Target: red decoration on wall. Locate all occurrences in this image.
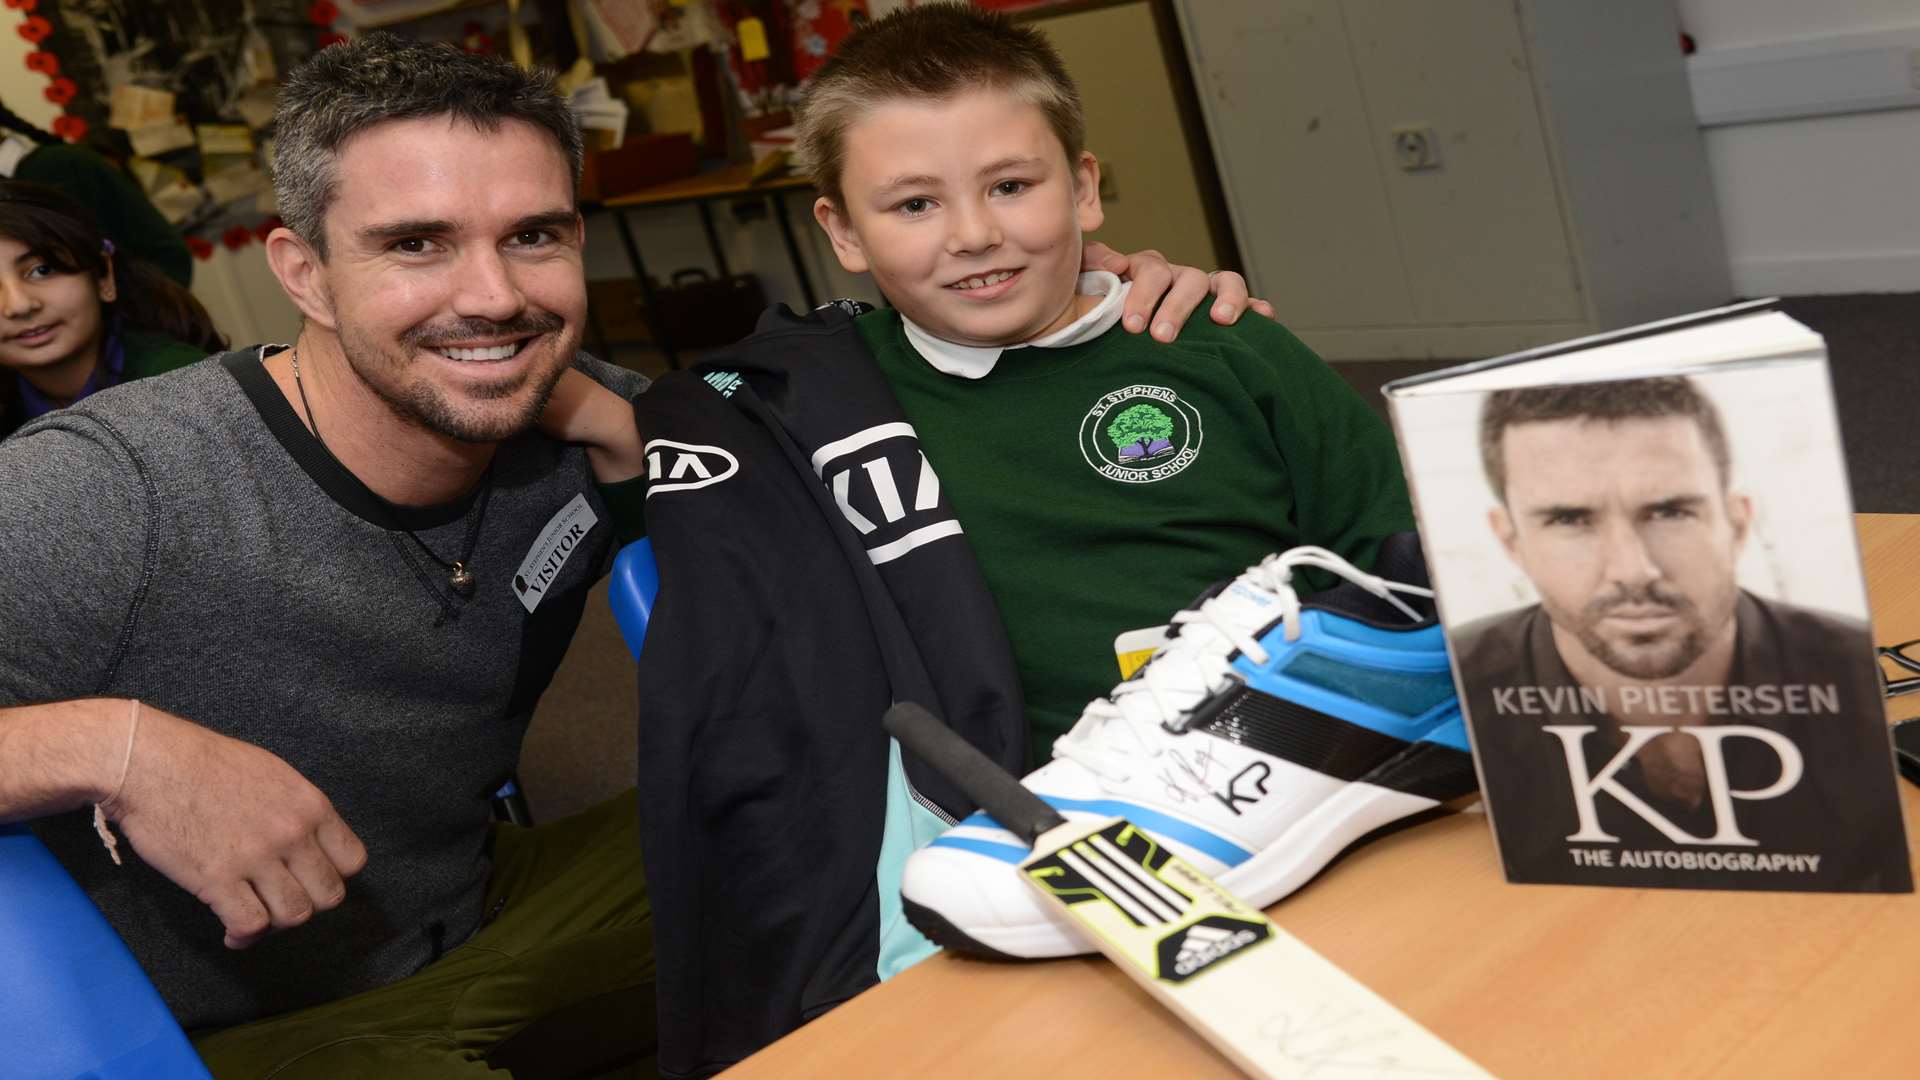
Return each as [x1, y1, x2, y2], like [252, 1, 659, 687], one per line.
[42, 76, 74, 106]
[460, 21, 493, 54]
[787, 0, 865, 85]
[221, 225, 252, 251]
[306, 0, 338, 24]
[318, 31, 347, 48]
[17, 14, 50, 43]
[50, 114, 85, 142]
[3, 0, 39, 11]
[187, 236, 216, 261]
[24, 50, 57, 76]
[254, 216, 283, 243]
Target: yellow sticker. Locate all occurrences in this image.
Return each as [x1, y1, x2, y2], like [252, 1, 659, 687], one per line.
[737, 17, 771, 62]
[1114, 624, 1169, 679]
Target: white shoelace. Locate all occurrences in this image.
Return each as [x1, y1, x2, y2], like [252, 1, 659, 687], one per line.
[1052, 547, 1435, 784]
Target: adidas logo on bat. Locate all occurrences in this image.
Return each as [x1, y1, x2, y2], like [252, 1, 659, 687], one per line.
[1159, 916, 1269, 982]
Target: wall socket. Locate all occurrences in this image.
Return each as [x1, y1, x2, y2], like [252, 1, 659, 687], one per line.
[1391, 126, 1440, 171]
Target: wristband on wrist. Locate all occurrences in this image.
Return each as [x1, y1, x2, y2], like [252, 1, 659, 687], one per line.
[91, 699, 141, 866]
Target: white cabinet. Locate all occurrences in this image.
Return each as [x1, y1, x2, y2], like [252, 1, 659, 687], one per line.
[1173, 0, 1730, 360]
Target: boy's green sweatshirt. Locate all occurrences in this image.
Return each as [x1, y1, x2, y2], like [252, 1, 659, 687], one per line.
[859, 306, 1415, 766]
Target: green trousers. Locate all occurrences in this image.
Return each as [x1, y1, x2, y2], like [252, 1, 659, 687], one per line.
[192, 789, 655, 1079]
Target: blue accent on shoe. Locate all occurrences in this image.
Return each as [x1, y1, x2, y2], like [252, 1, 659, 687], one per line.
[1233, 608, 1466, 752]
[1281, 652, 1454, 718]
[927, 834, 1029, 864]
[1421, 705, 1470, 753]
[1037, 797, 1253, 867]
[1312, 616, 1448, 651]
[935, 796, 1255, 868]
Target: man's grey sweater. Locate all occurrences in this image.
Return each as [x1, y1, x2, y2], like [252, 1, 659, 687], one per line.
[0, 347, 644, 1030]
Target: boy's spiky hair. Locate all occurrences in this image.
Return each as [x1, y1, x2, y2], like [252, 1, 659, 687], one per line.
[794, 2, 1085, 208]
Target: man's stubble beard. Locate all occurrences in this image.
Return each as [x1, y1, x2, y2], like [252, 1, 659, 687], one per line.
[338, 316, 578, 445]
[1550, 581, 1725, 681]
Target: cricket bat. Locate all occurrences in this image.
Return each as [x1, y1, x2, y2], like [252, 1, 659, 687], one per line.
[884, 702, 1488, 1079]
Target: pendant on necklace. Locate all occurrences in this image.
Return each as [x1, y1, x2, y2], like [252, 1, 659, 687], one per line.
[449, 562, 476, 594]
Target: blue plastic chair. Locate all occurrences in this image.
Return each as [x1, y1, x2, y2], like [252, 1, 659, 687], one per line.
[0, 823, 213, 1078]
[608, 538, 660, 660]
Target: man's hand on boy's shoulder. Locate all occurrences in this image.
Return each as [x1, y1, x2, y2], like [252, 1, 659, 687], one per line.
[1082, 241, 1278, 343]
[539, 368, 646, 484]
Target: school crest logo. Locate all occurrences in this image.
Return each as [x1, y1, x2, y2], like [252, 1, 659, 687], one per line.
[1079, 384, 1202, 483]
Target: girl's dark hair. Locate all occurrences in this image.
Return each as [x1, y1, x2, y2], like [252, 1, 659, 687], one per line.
[0, 180, 226, 352]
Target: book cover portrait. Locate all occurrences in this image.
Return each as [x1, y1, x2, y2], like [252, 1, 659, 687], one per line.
[1391, 330, 1910, 893]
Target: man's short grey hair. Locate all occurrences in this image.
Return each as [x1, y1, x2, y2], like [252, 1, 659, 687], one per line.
[272, 33, 584, 259]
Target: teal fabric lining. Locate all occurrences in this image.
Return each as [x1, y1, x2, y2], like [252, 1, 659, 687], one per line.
[1281, 651, 1455, 717]
[874, 737, 946, 980]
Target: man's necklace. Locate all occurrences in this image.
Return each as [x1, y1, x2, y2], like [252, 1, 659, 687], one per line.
[289, 349, 491, 596]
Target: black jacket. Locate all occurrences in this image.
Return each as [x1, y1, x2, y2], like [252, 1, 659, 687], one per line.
[632, 303, 1027, 1078]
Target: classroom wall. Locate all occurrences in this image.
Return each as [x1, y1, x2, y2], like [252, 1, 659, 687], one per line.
[1678, 0, 1920, 295]
[194, 245, 304, 348]
[0, 8, 60, 132]
[1031, 1, 1219, 272]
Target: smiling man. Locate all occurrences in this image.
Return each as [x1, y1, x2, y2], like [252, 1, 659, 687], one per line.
[1454, 377, 1902, 890]
[263, 109, 589, 495]
[0, 36, 662, 1078]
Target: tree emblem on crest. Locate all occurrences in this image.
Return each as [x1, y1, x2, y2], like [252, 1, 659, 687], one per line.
[1106, 403, 1177, 462]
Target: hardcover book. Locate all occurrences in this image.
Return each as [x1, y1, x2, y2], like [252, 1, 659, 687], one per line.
[1384, 300, 1911, 892]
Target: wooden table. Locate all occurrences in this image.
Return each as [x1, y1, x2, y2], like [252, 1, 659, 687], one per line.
[589, 163, 818, 369]
[724, 513, 1920, 1078]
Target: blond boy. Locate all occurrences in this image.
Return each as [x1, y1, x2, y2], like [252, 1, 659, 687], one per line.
[797, 4, 1415, 765]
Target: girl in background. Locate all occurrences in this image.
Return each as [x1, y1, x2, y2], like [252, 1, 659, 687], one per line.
[0, 180, 224, 438]
[0, 99, 192, 286]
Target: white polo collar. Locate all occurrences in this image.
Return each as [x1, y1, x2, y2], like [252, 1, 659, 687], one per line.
[901, 271, 1133, 380]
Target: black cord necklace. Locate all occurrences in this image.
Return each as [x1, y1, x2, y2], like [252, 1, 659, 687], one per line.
[290, 349, 492, 596]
